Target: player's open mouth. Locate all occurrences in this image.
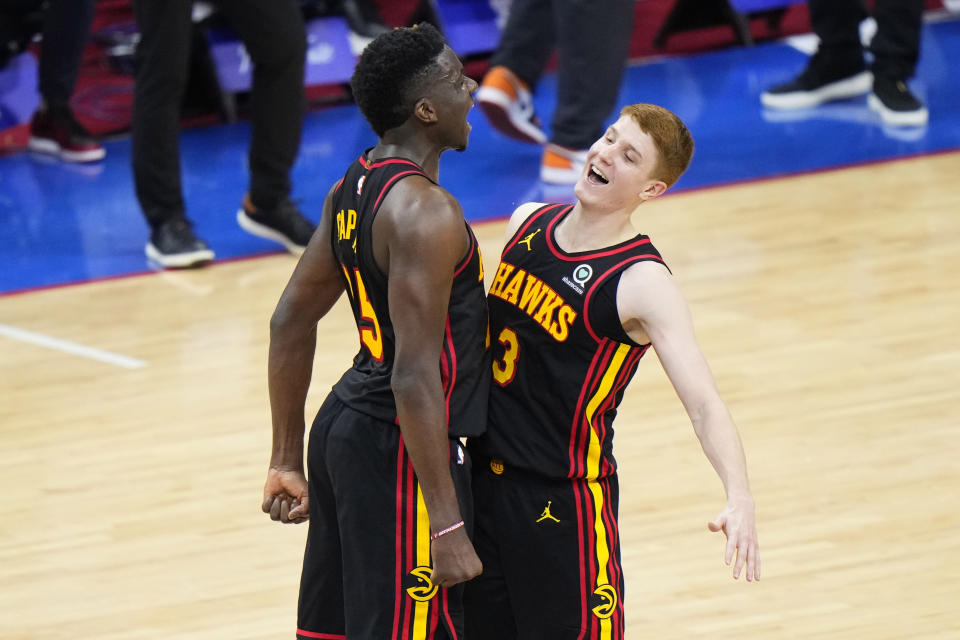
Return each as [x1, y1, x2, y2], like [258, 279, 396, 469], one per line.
[587, 165, 609, 185]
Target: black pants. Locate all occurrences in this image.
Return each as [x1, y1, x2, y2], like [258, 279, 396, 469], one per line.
[131, 0, 306, 230]
[299, 394, 473, 640]
[490, 0, 634, 150]
[38, 0, 98, 112]
[811, 0, 923, 79]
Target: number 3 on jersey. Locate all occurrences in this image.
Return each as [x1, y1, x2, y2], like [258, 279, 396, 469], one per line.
[492, 327, 519, 386]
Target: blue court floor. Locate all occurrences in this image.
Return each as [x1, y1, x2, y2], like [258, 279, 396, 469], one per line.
[1, 15, 958, 295]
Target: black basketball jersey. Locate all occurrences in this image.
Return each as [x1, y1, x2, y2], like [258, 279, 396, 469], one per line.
[328, 153, 490, 438]
[472, 203, 668, 479]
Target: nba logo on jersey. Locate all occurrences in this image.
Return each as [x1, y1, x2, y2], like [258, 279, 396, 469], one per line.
[356, 175, 366, 196]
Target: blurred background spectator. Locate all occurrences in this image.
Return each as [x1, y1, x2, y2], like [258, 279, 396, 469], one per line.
[131, 0, 315, 268]
[0, 0, 105, 162]
[761, 0, 928, 127]
[475, 0, 635, 185]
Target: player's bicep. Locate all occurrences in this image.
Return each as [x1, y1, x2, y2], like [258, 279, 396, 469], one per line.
[385, 191, 465, 365]
[622, 266, 720, 413]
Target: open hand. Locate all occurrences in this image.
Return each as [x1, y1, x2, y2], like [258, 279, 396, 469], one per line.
[708, 498, 760, 581]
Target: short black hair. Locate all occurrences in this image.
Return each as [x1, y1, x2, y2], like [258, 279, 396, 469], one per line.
[350, 24, 447, 137]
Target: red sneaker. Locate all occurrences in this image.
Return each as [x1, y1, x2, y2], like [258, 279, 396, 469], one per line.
[28, 108, 106, 163]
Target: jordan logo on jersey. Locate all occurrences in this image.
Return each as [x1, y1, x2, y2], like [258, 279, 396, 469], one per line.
[536, 501, 560, 523]
[519, 228, 541, 251]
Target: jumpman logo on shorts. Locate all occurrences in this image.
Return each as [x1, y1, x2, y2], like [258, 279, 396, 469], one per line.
[520, 228, 541, 251]
[536, 500, 560, 523]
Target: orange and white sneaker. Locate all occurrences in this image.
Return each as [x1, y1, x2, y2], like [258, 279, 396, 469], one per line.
[476, 65, 547, 145]
[540, 144, 587, 185]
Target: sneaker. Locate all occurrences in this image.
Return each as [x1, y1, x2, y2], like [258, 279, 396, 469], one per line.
[868, 75, 928, 127]
[145, 218, 215, 269]
[28, 108, 106, 163]
[476, 65, 547, 145]
[540, 144, 587, 185]
[761, 51, 872, 110]
[237, 196, 316, 255]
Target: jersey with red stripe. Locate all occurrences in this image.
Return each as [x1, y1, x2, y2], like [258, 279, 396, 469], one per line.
[329, 152, 490, 438]
[472, 203, 667, 479]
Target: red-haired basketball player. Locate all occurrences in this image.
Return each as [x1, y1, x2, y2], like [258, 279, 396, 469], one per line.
[465, 103, 761, 639]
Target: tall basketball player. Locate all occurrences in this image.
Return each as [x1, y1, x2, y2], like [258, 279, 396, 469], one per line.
[260, 24, 488, 640]
[465, 104, 760, 639]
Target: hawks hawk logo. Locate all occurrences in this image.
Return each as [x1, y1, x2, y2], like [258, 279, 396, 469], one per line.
[405, 566, 438, 602]
[591, 584, 618, 619]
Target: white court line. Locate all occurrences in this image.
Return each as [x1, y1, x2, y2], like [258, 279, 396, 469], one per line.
[0, 323, 147, 370]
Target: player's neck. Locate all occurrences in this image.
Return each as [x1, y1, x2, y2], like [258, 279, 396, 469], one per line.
[556, 203, 637, 252]
[372, 131, 443, 180]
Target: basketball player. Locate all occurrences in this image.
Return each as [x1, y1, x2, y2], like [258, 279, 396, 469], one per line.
[260, 25, 488, 640]
[464, 104, 760, 639]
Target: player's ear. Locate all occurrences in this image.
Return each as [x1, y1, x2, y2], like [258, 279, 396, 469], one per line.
[639, 180, 668, 201]
[414, 98, 439, 124]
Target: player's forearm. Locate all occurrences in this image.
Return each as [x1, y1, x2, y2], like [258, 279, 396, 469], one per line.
[691, 400, 753, 501]
[392, 369, 462, 529]
[266, 319, 317, 469]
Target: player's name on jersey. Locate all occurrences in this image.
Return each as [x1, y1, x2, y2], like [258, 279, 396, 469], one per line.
[489, 261, 577, 341]
[337, 208, 357, 241]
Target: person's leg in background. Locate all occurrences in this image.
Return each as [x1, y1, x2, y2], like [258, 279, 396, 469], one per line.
[540, 0, 633, 184]
[132, 0, 215, 268]
[477, 0, 554, 145]
[218, 0, 315, 254]
[808, 0, 867, 74]
[29, 0, 105, 162]
[867, 0, 927, 126]
[760, 0, 873, 111]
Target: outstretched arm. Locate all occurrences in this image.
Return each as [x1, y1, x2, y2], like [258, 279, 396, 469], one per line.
[378, 179, 483, 588]
[262, 186, 345, 524]
[619, 261, 760, 581]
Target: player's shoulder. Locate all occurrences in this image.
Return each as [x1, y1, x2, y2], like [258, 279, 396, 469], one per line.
[616, 259, 676, 322]
[388, 175, 461, 217]
[380, 176, 465, 242]
[621, 258, 671, 286]
[505, 201, 548, 238]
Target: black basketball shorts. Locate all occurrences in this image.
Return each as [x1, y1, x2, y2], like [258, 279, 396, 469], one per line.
[463, 457, 624, 640]
[297, 394, 473, 640]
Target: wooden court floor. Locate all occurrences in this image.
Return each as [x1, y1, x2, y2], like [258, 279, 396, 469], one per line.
[2, 151, 958, 639]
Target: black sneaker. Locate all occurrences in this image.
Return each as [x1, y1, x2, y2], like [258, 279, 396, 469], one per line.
[145, 218, 215, 268]
[868, 75, 928, 127]
[237, 197, 316, 255]
[761, 51, 872, 110]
